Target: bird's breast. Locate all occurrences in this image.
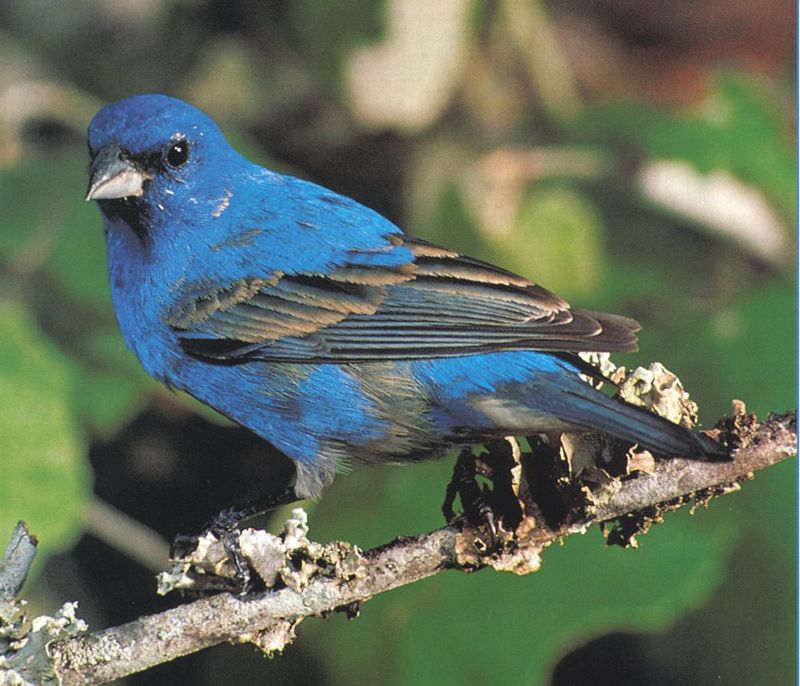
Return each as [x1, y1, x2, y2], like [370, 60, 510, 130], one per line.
[105, 229, 179, 382]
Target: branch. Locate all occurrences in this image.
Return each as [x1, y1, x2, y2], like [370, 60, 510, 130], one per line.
[0, 522, 37, 601]
[2, 409, 795, 686]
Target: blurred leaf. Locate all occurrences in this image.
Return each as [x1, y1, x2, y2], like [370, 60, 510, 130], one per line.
[625, 276, 796, 686]
[287, 0, 384, 84]
[500, 185, 604, 298]
[81, 326, 232, 434]
[707, 283, 796, 416]
[0, 152, 110, 310]
[307, 457, 736, 686]
[406, 135, 476, 232]
[640, 281, 796, 422]
[637, 160, 788, 267]
[0, 300, 89, 553]
[75, 367, 148, 438]
[47, 316, 158, 438]
[182, 38, 274, 125]
[344, 0, 472, 132]
[577, 73, 795, 220]
[650, 74, 794, 220]
[417, 180, 488, 257]
[418, 181, 604, 299]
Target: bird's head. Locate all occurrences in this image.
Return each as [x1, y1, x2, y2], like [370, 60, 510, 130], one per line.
[86, 94, 246, 236]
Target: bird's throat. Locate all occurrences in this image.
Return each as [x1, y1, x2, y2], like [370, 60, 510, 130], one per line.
[100, 197, 152, 246]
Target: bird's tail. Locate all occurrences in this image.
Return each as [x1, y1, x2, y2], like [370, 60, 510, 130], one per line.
[556, 386, 728, 460]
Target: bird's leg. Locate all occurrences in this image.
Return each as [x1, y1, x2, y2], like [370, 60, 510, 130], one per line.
[442, 448, 473, 522]
[170, 484, 298, 592]
[479, 439, 523, 531]
[442, 448, 498, 547]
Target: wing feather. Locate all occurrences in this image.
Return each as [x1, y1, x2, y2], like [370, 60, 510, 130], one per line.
[166, 235, 640, 361]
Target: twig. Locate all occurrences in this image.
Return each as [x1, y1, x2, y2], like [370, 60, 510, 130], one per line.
[594, 425, 793, 522]
[5, 411, 796, 686]
[0, 522, 37, 600]
[83, 498, 170, 574]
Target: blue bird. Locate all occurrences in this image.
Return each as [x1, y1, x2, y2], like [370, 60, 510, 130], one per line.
[86, 94, 724, 509]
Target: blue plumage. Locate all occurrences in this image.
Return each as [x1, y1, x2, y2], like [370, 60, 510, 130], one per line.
[86, 94, 722, 500]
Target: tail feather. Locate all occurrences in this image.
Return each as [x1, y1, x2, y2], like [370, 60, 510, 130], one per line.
[559, 388, 727, 460]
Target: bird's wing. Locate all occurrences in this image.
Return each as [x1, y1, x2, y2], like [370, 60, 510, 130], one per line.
[165, 235, 640, 362]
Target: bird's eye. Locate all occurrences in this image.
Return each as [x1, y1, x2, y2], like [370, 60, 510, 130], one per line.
[165, 138, 190, 167]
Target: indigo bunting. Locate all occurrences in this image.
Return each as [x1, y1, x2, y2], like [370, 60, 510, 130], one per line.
[86, 94, 724, 505]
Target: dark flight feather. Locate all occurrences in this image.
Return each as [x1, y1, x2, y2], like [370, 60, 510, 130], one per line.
[168, 235, 641, 363]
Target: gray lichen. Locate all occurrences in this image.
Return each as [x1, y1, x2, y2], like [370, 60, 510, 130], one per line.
[0, 600, 87, 686]
[158, 509, 366, 598]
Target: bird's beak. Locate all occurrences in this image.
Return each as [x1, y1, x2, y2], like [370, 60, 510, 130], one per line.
[85, 144, 149, 201]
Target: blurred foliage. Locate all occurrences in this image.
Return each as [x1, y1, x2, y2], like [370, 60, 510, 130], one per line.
[0, 1, 795, 685]
[577, 73, 796, 219]
[0, 301, 89, 553]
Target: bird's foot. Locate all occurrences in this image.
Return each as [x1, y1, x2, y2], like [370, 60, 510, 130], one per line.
[169, 486, 297, 593]
[442, 448, 500, 551]
[443, 441, 525, 553]
[167, 508, 259, 593]
[211, 508, 259, 592]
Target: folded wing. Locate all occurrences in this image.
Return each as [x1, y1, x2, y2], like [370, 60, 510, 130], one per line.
[166, 235, 640, 362]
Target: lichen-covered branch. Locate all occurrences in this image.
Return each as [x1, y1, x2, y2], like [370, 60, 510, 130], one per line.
[2, 409, 795, 686]
[0, 522, 37, 601]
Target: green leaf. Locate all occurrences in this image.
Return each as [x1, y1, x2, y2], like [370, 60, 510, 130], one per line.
[614, 279, 796, 684]
[73, 327, 152, 436]
[0, 301, 90, 554]
[638, 281, 795, 421]
[706, 283, 796, 416]
[645, 458, 796, 686]
[0, 152, 111, 311]
[0, 153, 175, 436]
[501, 185, 604, 299]
[417, 180, 488, 257]
[417, 183, 605, 300]
[576, 73, 795, 221]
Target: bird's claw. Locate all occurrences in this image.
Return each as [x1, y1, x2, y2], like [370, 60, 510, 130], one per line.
[443, 448, 501, 551]
[216, 527, 254, 593]
[169, 488, 298, 593]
